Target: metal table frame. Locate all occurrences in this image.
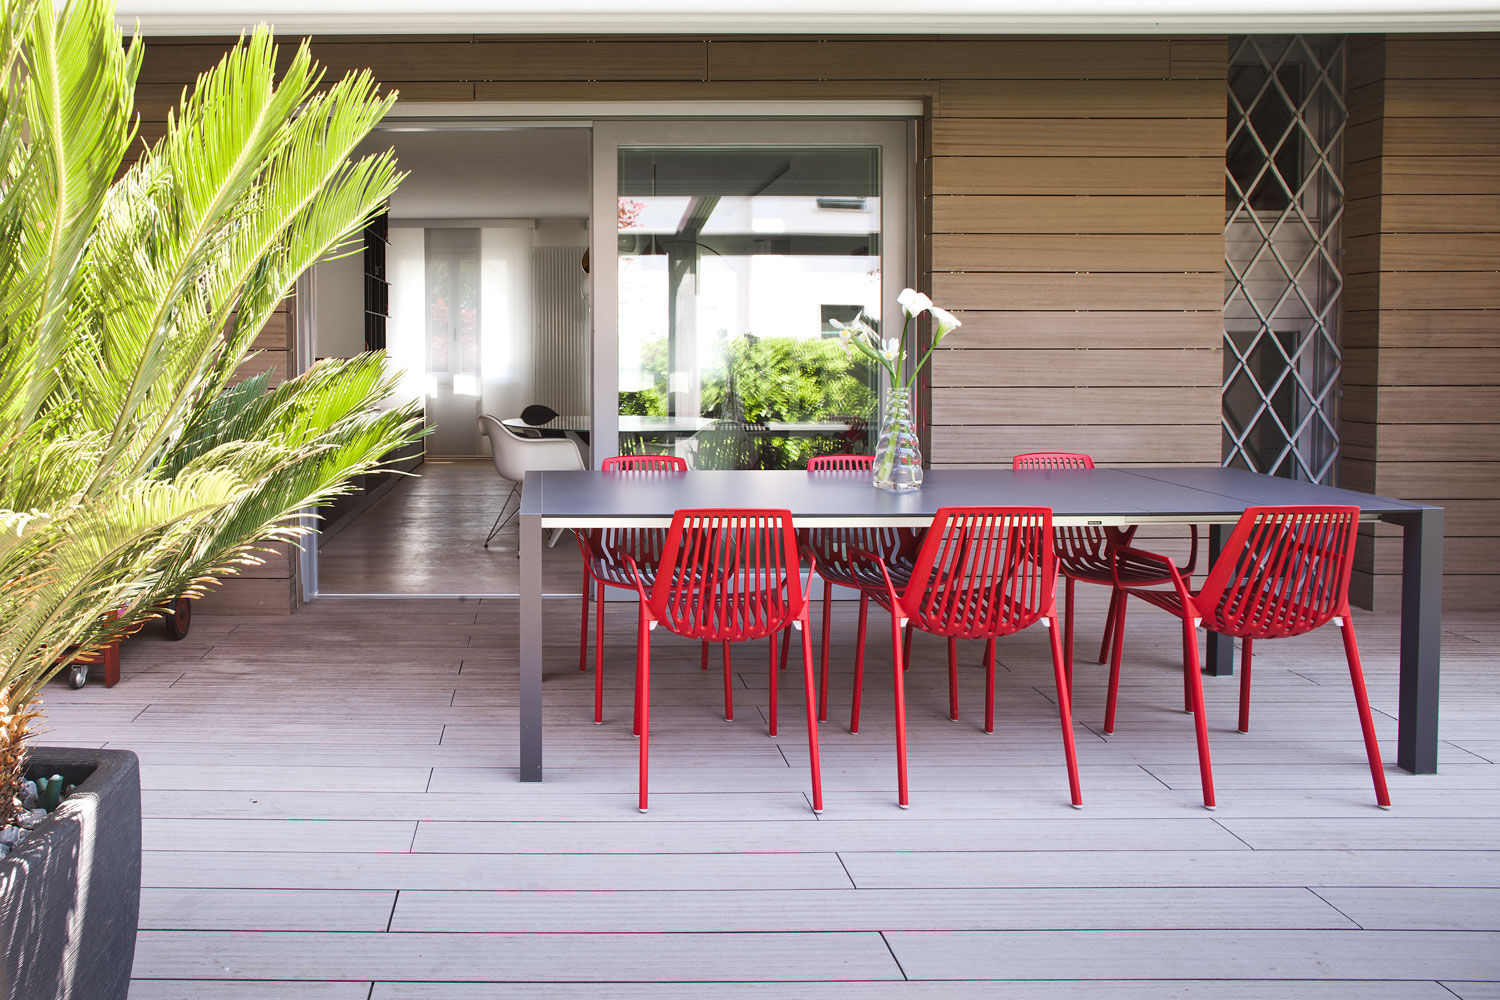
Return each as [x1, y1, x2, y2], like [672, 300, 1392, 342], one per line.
[518, 466, 1441, 781]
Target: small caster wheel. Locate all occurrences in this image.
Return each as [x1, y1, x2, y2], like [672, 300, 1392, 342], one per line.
[68, 665, 88, 689]
[164, 598, 191, 640]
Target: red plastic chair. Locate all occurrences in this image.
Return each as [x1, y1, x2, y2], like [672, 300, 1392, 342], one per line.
[1011, 453, 1197, 685]
[623, 508, 824, 814]
[575, 454, 688, 723]
[846, 506, 1083, 809]
[1107, 505, 1390, 810]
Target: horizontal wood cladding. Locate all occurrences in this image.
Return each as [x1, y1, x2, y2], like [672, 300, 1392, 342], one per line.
[931, 348, 1219, 388]
[931, 386, 1220, 426]
[932, 156, 1221, 196]
[941, 310, 1223, 349]
[1344, 308, 1500, 349]
[929, 423, 1219, 465]
[1342, 420, 1500, 462]
[932, 272, 1221, 311]
[1383, 35, 1500, 79]
[932, 195, 1224, 234]
[936, 79, 1222, 118]
[1343, 348, 1500, 387]
[931, 118, 1222, 157]
[1341, 458, 1500, 500]
[1347, 232, 1500, 272]
[704, 38, 1178, 81]
[933, 234, 1223, 273]
[192, 576, 297, 615]
[1343, 384, 1500, 425]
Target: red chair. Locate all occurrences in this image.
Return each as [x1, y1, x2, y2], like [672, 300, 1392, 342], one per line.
[846, 506, 1083, 809]
[1106, 505, 1390, 810]
[576, 454, 688, 723]
[1011, 453, 1197, 685]
[624, 508, 824, 814]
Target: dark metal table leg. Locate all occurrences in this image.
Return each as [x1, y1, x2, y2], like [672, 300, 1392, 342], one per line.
[520, 507, 544, 782]
[1396, 507, 1442, 774]
[1204, 523, 1234, 676]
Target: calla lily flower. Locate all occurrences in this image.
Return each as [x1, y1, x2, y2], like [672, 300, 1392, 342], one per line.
[897, 288, 932, 319]
[930, 306, 962, 340]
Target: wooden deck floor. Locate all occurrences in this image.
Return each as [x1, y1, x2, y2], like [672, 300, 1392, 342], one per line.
[37, 589, 1500, 998]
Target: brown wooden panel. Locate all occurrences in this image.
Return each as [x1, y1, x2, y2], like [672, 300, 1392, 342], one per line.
[1384, 37, 1500, 80]
[1344, 347, 1500, 388]
[1371, 533, 1500, 576]
[1352, 569, 1498, 613]
[1383, 78, 1500, 119]
[1343, 385, 1500, 425]
[1364, 423, 1500, 462]
[1344, 458, 1500, 499]
[232, 542, 300, 580]
[1346, 80, 1385, 128]
[936, 79, 1221, 118]
[1380, 194, 1500, 233]
[250, 311, 293, 353]
[1377, 155, 1500, 197]
[932, 156, 1221, 196]
[949, 310, 1223, 349]
[234, 352, 292, 387]
[706, 38, 1171, 82]
[1347, 35, 1387, 89]
[931, 386, 1219, 426]
[1368, 232, 1500, 271]
[1345, 308, 1500, 348]
[931, 348, 1219, 387]
[1382, 118, 1500, 156]
[474, 79, 938, 102]
[311, 40, 709, 82]
[933, 195, 1223, 235]
[929, 422, 1219, 465]
[933, 234, 1222, 273]
[193, 576, 297, 616]
[1168, 38, 1226, 81]
[1377, 271, 1500, 310]
[932, 118, 1222, 157]
[932, 271, 1221, 311]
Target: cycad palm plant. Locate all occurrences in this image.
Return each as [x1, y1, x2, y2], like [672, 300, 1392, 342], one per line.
[0, 0, 423, 821]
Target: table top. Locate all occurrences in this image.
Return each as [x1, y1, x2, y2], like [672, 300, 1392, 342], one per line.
[522, 465, 1434, 527]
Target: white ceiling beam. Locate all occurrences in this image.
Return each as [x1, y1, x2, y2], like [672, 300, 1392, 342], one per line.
[114, 1, 1500, 36]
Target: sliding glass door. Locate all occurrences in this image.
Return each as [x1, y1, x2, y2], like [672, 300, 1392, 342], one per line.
[592, 120, 911, 469]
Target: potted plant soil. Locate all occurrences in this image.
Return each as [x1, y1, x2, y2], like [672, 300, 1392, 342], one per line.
[0, 1, 419, 996]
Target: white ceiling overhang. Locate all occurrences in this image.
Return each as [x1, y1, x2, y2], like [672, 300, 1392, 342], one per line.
[114, 1, 1500, 36]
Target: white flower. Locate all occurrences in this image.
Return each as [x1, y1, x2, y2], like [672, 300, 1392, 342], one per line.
[879, 338, 900, 363]
[930, 306, 962, 341]
[897, 288, 932, 319]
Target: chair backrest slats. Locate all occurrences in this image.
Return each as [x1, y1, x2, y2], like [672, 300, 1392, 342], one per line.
[603, 455, 688, 472]
[805, 454, 919, 568]
[653, 508, 803, 642]
[1012, 453, 1121, 571]
[1197, 505, 1358, 639]
[903, 506, 1054, 639]
[808, 454, 872, 472]
[584, 455, 689, 573]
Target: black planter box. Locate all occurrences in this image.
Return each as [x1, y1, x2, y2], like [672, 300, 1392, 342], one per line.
[0, 747, 141, 1000]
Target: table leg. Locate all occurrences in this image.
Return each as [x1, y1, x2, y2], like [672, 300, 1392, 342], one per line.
[1397, 507, 1442, 774]
[520, 509, 544, 782]
[1203, 523, 1234, 676]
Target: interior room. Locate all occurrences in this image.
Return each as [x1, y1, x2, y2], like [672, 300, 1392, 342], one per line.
[312, 125, 593, 596]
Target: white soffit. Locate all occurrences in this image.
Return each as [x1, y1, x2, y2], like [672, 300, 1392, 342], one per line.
[114, 1, 1500, 36]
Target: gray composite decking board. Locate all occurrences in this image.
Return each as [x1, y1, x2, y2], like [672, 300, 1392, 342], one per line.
[387, 886, 1354, 933]
[1313, 888, 1500, 931]
[139, 889, 397, 931]
[138, 765, 436, 792]
[1445, 983, 1500, 1000]
[882, 929, 1500, 981]
[140, 850, 858, 891]
[128, 983, 373, 1000]
[1215, 817, 1500, 850]
[131, 930, 905, 981]
[363, 984, 1466, 1000]
[839, 849, 1500, 889]
[144, 819, 421, 853]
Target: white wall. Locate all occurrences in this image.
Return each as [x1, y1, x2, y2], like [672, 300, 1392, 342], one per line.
[312, 253, 365, 359]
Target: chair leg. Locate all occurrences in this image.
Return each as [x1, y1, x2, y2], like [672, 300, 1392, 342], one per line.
[891, 614, 911, 809]
[947, 636, 959, 722]
[579, 569, 591, 673]
[780, 627, 790, 670]
[701, 641, 709, 671]
[1237, 637, 1254, 733]
[1182, 618, 1217, 809]
[798, 618, 824, 813]
[1046, 617, 1084, 808]
[817, 581, 833, 722]
[1339, 617, 1392, 808]
[593, 583, 607, 725]
[637, 608, 652, 813]
[850, 595, 869, 733]
[482, 485, 519, 548]
[1183, 627, 1196, 714]
[722, 642, 734, 722]
[768, 632, 779, 737]
[1063, 576, 1075, 691]
[1104, 594, 1129, 735]
[1098, 587, 1120, 664]
[902, 623, 913, 670]
[984, 638, 997, 734]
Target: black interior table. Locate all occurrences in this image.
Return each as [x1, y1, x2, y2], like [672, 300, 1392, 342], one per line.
[517, 466, 1441, 781]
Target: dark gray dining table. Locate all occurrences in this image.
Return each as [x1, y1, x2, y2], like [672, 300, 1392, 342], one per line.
[517, 466, 1442, 782]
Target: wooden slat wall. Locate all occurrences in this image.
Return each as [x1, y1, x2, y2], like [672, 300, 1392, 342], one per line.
[1342, 33, 1500, 612]
[135, 34, 1230, 612]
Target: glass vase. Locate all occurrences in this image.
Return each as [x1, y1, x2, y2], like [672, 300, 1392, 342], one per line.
[872, 387, 923, 491]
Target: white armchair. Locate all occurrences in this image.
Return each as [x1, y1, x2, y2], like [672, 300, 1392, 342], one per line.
[477, 414, 584, 549]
